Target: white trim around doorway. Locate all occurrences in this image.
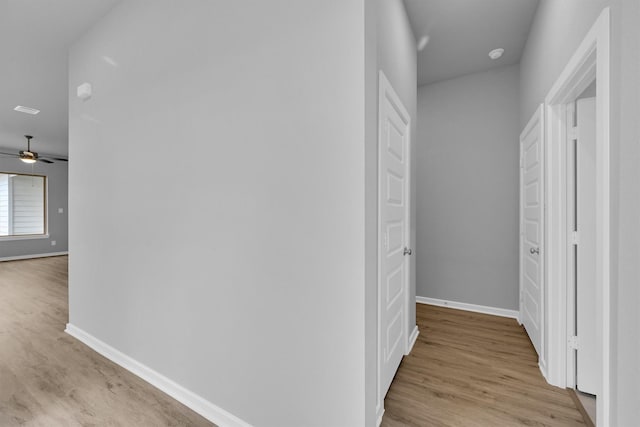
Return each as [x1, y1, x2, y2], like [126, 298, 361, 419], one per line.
[543, 8, 610, 426]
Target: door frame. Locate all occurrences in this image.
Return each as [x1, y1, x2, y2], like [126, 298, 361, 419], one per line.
[544, 8, 610, 426]
[571, 96, 599, 395]
[376, 71, 411, 425]
[518, 103, 545, 370]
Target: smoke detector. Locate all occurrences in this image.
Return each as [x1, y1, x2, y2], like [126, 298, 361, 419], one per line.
[488, 48, 505, 60]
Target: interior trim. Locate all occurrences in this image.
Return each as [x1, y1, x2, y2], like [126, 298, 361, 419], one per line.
[406, 325, 419, 355]
[0, 251, 68, 262]
[416, 296, 519, 320]
[65, 324, 252, 427]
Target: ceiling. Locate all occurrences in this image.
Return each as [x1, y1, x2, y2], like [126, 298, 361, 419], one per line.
[0, 0, 121, 156]
[0, 0, 538, 155]
[404, 0, 539, 87]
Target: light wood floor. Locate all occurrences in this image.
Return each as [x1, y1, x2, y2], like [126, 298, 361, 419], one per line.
[0, 256, 214, 427]
[382, 304, 588, 426]
[2, 257, 588, 426]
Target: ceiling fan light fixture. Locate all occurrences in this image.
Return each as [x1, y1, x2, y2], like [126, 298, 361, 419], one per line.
[20, 151, 37, 164]
[19, 136, 38, 163]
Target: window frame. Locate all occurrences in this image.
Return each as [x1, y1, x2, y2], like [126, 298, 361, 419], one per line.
[0, 172, 49, 240]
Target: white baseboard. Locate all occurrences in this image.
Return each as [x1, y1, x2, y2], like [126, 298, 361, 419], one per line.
[406, 325, 419, 355]
[416, 296, 519, 320]
[376, 407, 385, 427]
[0, 251, 68, 262]
[538, 359, 548, 382]
[65, 324, 252, 427]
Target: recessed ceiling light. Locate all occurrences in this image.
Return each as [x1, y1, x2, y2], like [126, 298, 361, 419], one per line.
[488, 48, 505, 60]
[14, 105, 40, 115]
[417, 35, 430, 51]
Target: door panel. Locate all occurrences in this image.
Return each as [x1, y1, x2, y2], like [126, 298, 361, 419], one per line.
[576, 97, 598, 395]
[378, 72, 410, 401]
[520, 105, 544, 357]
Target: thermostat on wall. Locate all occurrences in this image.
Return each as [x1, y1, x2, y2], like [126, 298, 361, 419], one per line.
[77, 83, 92, 100]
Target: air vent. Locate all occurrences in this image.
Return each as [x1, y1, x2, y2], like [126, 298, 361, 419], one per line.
[14, 105, 40, 115]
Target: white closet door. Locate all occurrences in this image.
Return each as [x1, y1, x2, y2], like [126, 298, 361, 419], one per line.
[519, 105, 544, 357]
[378, 72, 411, 400]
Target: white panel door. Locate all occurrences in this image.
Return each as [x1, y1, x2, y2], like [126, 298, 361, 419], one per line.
[520, 105, 544, 357]
[576, 97, 598, 395]
[378, 72, 410, 400]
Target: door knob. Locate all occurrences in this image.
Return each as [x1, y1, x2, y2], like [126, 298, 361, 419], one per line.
[530, 247, 540, 255]
[403, 247, 412, 256]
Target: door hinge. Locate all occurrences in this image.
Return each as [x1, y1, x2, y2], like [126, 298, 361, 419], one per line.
[569, 126, 578, 140]
[571, 231, 580, 245]
[383, 232, 388, 250]
[568, 336, 579, 350]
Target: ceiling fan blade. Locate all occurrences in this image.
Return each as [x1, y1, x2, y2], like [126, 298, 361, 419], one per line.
[0, 152, 19, 157]
[38, 159, 54, 164]
[39, 155, 68, 162]
[39, 156, 68, 163]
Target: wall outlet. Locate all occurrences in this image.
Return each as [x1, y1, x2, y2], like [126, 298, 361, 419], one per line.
[58, 208, 64, 214]
[51, 240, 56, 246]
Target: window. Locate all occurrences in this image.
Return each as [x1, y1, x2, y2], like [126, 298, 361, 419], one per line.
[0, 173, 46, 237]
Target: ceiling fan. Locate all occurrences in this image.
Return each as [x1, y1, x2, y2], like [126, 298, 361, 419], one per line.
[0, 135, 68, 164]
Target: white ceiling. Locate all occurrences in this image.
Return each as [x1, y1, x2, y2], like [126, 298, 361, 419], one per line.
[0, 0, 538, 155]
[0, 0, 121, 156]
[404, 0, 539, 87]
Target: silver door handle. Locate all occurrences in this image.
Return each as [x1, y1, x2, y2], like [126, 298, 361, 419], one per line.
[404, 247, 412, 256]
[530, 247, 540, 255]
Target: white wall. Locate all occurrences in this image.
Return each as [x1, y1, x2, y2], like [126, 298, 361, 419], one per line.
[416, 64, 520, 310]
[377, 0, 417, 337]
[68, 1, 368, 426]
[519, 0, 609, 127]
[610, 0, 640, 423]
[364, 2, 378, 424]
[0, 158, 68, 259]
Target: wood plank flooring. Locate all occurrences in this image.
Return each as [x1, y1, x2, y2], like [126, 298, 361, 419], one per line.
[0, 256, 214, 427]
[2, 256, 588, 426]
[382, 304, 587, 426]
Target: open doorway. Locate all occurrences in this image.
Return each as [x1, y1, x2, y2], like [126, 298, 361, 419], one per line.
[543, 8, 610, 426]
[567, 81, 598, 425]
